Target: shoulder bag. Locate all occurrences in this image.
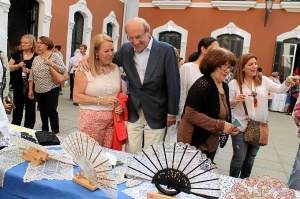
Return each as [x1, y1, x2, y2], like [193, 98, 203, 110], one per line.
[240, 86, 269, 146]
[48, 53, 69, 84]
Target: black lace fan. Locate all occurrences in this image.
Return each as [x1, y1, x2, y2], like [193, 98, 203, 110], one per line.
[126, 142, 220, 198]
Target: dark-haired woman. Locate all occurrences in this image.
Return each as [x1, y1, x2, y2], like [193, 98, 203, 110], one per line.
[166, 37, 219, 142]
[28, 36, 66, 134]
[178, 47, 239, 162]
[9, 34, 38, 128]
[178, 37, 219, 121]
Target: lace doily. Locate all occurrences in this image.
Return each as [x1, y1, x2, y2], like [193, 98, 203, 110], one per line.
[23, 149, 73, 182]
[0, 146, 25, 187]
[224, 175, 296, 199]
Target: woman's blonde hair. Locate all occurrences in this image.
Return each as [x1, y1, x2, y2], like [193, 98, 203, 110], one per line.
[21, 34, 37, 53]
[89, 34, 116, 76]
[234, 53, 262, 88]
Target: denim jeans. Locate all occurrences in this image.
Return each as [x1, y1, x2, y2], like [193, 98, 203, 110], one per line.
[288, 143, 300, 191]
[229, 131, 260, 178]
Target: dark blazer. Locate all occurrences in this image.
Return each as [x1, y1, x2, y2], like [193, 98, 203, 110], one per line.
[113, 37, 180, 129]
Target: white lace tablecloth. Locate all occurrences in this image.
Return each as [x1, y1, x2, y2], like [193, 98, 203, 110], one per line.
[23, 149, 73, 182]
[0, 146, 25, 187]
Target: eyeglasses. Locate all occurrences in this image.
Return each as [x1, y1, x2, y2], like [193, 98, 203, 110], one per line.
[127, 32, 146, 41]
[37, 42, 44, 45]
[219, 63, 233, 71]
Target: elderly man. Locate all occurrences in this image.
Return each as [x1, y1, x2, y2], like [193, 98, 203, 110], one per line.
[113, 17, 180, 154]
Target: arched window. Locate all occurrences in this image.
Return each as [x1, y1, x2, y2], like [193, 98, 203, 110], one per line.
[71, 12, 84, 55]
[106, 23, 113, 37]
[217, 34, 244, 58]
[7, 0, 39, 58]
[159, 31, 181, 52]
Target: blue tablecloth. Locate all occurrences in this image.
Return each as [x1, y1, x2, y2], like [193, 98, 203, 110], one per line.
[0, 160, 131, 199]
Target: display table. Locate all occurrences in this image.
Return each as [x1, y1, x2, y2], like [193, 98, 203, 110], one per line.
[0, 161, 131, 199]
[1, 125, 299, 199]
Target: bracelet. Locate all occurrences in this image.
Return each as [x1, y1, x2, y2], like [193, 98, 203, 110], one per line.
[97, 97, 103, 106]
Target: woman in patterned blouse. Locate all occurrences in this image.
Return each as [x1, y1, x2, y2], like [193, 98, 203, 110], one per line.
[73, 34, 123, 148]
[28, 36, 66, 134]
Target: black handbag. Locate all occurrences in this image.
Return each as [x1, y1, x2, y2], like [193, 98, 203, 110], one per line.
[35, 131, 60, 146]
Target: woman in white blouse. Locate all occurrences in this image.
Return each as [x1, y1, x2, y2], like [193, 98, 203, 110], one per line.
[228, 53, 296, 178]
[166, 37, 219, 142]
[28, 36, 66, 134]
[73, 34, 123, 148]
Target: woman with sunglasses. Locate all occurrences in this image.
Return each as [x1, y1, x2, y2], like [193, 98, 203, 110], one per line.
[9, 34, 37, 129]
[229, 53, 297, 178]
[178, 47, 239, 163]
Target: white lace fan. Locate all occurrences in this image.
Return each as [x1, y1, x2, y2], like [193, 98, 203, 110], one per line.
[62, 132, 117, 199]
[126, 142, 220, 198]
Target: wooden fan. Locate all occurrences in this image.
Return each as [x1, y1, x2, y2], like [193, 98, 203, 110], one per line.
[62, 132, 117, 199]
[126, 142, 220, 199]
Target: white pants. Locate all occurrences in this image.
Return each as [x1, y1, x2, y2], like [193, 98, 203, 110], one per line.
[125, 108, 165, 154]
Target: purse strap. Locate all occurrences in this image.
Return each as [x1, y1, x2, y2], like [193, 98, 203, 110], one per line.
[239, 84, 249, 117]
[48, 53, 59, 72]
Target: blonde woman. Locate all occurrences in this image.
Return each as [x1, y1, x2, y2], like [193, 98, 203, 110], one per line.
[9, 34, 37, 128]
[73, 34, 124, 148]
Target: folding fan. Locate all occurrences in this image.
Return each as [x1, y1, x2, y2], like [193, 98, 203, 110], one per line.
[126, 142, 220, 198]
[62, 132, 117, 199]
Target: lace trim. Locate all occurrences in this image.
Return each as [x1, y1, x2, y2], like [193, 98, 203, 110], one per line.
[103, 74, 114, 96]
[0, 146, 25, 187]
[24, 150, 73, 182]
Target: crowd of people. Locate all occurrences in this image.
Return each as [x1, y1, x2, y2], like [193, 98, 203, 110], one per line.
[1, 16, 300, 191]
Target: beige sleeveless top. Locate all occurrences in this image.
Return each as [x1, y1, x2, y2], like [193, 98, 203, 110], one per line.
[80, 67, 121, 111]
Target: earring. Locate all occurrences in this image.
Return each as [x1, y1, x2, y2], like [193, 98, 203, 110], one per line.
[96, 55, 98, 59]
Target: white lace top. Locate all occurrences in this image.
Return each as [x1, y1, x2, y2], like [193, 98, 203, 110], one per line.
[229, 76, 289, 131]
[80, 66, 121, 111]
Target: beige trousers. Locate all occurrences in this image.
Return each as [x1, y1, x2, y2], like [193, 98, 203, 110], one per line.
[125, 108, 165, 154]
